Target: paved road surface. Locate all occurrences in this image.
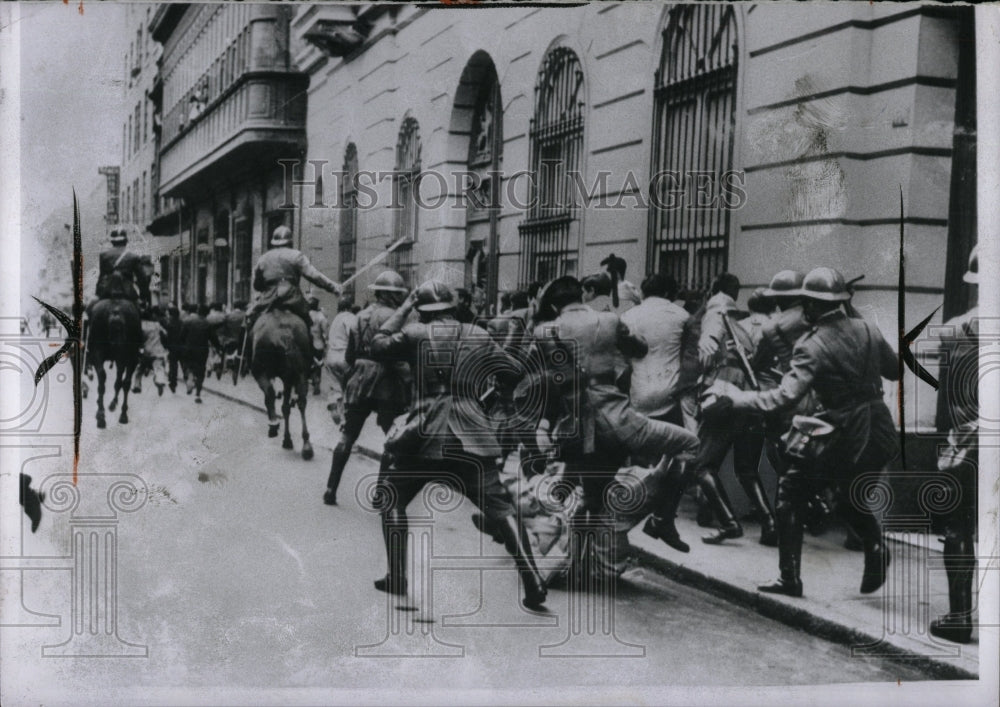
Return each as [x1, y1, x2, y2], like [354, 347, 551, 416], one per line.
[2, 361, 935, 702]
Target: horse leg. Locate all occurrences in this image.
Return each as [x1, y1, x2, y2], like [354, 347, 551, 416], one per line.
[255, 373, 280, 437]
[297, 378, 313, 460]
[281, 381, 294, 450]
[119, 363, 134, 424]
[95, 364, 107, 429]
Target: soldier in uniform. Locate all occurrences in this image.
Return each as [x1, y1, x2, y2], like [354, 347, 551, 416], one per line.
[322, 271, 410, 506]
[704, 267, 899, 597]
[752, 270, 832, 537]
[929, 246, 980, 644]
[89, 228, 151, 315]
[246, 225, 341, 332]
[369, 280, 547, 610]
[688, 273, 754, 544]
[530, 276, 701, 566]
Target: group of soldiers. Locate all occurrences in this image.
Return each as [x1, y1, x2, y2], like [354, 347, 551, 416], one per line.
[85, 222, 981, 640]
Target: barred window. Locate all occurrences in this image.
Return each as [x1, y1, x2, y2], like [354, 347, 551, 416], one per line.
[339, 143, 359, 298]
[648, 4, 738, 293]
[390, 116, 421, 287]
[519, 46, 585, 285]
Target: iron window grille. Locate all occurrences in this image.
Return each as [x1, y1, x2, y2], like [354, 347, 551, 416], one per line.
[518, 46, 585, 286]
[647, 3, 738, 294]
[390, 116, 421, 287]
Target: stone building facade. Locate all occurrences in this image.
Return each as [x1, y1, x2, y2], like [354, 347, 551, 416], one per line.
[291, 2, 975, 431]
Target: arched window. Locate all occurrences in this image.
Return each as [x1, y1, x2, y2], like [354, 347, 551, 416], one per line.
[390, 116, 421, 286]
[519, 46, 585, 285]
[339, 143, 359, 298]
[648, 4, 738, 292]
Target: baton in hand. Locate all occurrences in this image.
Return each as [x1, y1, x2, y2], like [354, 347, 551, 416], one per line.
[721, 311, 759, 391]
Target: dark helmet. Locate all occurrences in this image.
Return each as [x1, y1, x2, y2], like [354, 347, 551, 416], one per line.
[800, 267, 851, 302]
[368, 270, 408, 293]
[763, 270, 803, 298]
[413, 280, 454, 312]
[110, 227, 127, 245]
[270, 225, 293, 247]
[963, 245, 979, 284]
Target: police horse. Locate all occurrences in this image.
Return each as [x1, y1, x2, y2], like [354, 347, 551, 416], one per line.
[87, 297, 142, 428]
[250, 309, 314, 460]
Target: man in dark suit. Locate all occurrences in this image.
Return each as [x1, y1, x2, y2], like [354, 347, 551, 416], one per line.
[180, 304, 220, 403]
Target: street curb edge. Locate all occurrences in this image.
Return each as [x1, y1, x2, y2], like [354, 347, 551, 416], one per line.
[632, 546, 978, 681]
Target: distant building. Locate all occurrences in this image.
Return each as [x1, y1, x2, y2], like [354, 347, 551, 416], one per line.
[114, 2, 176, 306]
[149, 3, 307, 307]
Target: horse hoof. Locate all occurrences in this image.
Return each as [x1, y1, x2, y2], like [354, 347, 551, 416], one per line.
[97, 418, 106, 429]
[282, 438, 294, 450]
[302, 446, 314, 461]
[119, 414, 129, 424]
[268, 424, 279, 438]
[109, 401, 117, 412]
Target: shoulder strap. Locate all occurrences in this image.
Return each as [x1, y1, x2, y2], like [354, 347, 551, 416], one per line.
[113, 249, 130, 269]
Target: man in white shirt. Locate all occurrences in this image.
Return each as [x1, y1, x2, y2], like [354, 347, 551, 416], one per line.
[325, 297, 357, 424]
[620, 273, 689, 424]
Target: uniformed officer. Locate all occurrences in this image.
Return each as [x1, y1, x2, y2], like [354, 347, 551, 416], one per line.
[704, 267, 899, 597]
[929, 246, 980, 644]
[322, 271, 410, 506]
[530, 276, 700, 566]
[752, 270, 832, 536]
[93, 227, 151, 306]
[247, 225, 341, 331]
[689, 273, 752, 544]
[369, 280, 547, 610]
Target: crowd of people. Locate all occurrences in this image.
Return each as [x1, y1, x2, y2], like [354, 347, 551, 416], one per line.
[83, 224, 981, 642]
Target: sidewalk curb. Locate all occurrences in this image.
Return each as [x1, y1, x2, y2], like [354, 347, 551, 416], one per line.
[631, 546, 978, 681]
[204, 383, 977, 680]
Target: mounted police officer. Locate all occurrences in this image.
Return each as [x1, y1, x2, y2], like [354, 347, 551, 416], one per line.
[704, 267, 899, 598]
[929, 246, 980, 644]
[90, 227, 151, 313]
[247, 225, 341, 332]
[369, 280, 547, 610]
[322, 271, 410, 506]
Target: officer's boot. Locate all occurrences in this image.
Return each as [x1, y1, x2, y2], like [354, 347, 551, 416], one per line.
[374, 507, 408, 596]
[323, 442, 352, 505]
[700, 472, 744, 544]
[758, 502, 804, 597]
[739, 475, 777, 547]
[855, 511, 890, 594]
[930, 533, 974, 644]
[493, 514, 547, 610]
[643, 459, 694, 553]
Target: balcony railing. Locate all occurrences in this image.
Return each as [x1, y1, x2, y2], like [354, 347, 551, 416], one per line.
[158, 72, 307, 197]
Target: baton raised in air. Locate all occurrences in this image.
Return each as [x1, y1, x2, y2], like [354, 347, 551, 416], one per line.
[721, 311, 759, 391]
[336, 236, 410, 291]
